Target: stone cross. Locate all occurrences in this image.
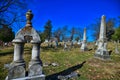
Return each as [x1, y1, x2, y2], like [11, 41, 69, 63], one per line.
[80, 27, 88, 51]
[6, 10, 45, 80]
[94, 15, 110, 60]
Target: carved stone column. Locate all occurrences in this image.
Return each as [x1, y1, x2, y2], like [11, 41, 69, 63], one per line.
[11, 38, 25, 67]
[29, 40, 42, 67]
[28, 40, 43, 76]
[7, 38, 25, 80]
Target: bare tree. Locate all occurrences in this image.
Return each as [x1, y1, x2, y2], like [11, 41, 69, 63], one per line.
[106, 18, 115, 41]
[61, 25, 68, 41]
[90, 18, 101, 40]
[0, 0, 27, 31]
[89, 17, 116, 41]
[75, 28, 83, 41]
[53, 28, 62, 41]
[69, 27, 76, 41]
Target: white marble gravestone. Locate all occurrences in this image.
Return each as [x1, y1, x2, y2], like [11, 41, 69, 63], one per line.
[115, 41, 119, 54]
[94, 15, 110, 60]
[6, 10, 45, 80]
[80, 28, 88, 51]
[64, 42, 68, 51]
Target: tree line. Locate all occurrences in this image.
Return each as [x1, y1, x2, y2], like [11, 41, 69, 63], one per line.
[39, 20, 82, 43]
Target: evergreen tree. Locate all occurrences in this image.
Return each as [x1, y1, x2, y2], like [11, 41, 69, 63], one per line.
[43, 20, 52, 41]
[112, 26, 120, 41]
[106, 18, 115, 41]
[0, 25, 14, 42]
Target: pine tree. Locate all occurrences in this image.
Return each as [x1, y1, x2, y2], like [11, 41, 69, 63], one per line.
[43, 20, 52, 41]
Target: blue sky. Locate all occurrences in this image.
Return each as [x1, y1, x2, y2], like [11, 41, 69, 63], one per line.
[26, 0, 120, 41]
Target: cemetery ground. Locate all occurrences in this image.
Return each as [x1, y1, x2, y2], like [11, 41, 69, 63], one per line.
[0, 42, 120, 80]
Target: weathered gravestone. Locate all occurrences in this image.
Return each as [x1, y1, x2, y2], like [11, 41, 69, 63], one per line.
[80, 28, 88, 51]
[6, 10, 45, 80]
[114, 41, 119, 54]
[8, 66, 25, 79]
[63, 42, 71, 51]
[94, 15, 110, 60]
[64, 42, 68, 51]
[28, 64, 42, 76]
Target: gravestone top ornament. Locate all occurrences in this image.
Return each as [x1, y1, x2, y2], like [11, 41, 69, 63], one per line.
[6, 10, 45, 80]
[15, 10, 40, 42]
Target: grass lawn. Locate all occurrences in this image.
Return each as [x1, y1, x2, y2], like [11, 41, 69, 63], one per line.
[0, 42, 120, 80]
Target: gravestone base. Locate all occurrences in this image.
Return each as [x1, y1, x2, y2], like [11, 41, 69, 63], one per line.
[94, 49, 110, 60]
[7, 66, 25, 80]
[81, 47, 88, 51]
[11, 74, 45, 80]
[6, 60, 26, 80]
[29, 59, 42, 68]
[10, 60, 25, 67]
[80, 44, 88, 51]
[28, 64, 43, 77]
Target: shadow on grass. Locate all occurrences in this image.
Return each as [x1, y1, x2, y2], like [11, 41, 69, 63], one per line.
[0, 51, 13, 56]
[0, 48, 32, 56]
[46, 61, 86, 80]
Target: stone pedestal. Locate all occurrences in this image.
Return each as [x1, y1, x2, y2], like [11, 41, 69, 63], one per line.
[94, 15, 110, 60]
[29, 40, 43, 76]
[29, 40, 42, 67]
[11, 38, 25, 67]
[95, 41, 110, 60]
[8, 66, 25, 79]
[7, 38, 25, 80]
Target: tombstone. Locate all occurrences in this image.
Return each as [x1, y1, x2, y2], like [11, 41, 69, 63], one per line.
[80, 28, 88, 51]
[94, 15, 110, 60]
[6, 10, 45, 80]
[77, 40, 82, 45]
[64, 42, 68, 51]
[52, 37, 58, 48]
[45, 39, 48, 43]
[115, 41, 119, 54]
